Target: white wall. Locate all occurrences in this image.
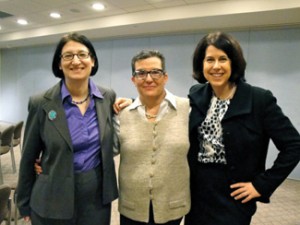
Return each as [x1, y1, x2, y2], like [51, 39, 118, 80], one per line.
[0, 27, 299, 179]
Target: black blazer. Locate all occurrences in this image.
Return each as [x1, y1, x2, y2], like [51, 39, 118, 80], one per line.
[188, 81, 300, 202]
[17, 81, 118, 219]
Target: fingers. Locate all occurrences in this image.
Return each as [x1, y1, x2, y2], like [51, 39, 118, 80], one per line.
[113, 98, 127, 114]
[230, 182, 245, 198]
[113, 103, 120, 114]
[241, 195, 253, 203]
[24, 216, 31, 222]
[230, 182, 261, 203]
[231, 189, 251, 203]
[230, 186, 248, 200]
[113, 98, 133, 114]
[34, 163, 42, 174]
[34, 159, 43, 174]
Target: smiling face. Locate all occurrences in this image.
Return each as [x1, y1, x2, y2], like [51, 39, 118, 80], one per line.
[203, 45, 232, 90]
[131, 56, 168, 101]
[59, 40, 95, 83]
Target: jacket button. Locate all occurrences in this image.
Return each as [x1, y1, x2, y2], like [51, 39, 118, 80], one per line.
[151, 158, 156, 164]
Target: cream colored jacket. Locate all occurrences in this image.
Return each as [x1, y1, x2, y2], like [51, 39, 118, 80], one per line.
[118, 96, 190, 223]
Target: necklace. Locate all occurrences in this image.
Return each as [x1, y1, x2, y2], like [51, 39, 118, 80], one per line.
[71, 93, 90, 105]
[215, 84, 237, 100]
[145, 112, 157, 119]
[226, 85, 237, 100]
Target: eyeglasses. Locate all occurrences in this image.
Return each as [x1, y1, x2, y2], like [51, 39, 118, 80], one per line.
[133, 69, 165, 80]
[61, 51, 90, 61]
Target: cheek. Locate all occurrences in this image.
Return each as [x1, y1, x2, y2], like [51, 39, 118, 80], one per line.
[203, 73, 209, 81]
[91, 59, 95, 67]
[226, 64, 232, 73]
[227, 61, 232, 70]
[203, 65, 210, 75]
[203, 63, 209, 71]
[59, 62, 62, 70]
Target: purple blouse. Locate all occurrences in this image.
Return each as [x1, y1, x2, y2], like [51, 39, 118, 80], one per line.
[61, 79, 103, 173]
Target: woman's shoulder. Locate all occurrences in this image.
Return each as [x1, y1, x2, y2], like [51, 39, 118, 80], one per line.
[96, 85, 115, 95]
[238, 82, 276, 110]
[95, 85, 116, 104]
[189, 83, 207, 94]
[30, 83, 60, 103]
[240, 82, 273, 98]
[176, 97, 190, 106]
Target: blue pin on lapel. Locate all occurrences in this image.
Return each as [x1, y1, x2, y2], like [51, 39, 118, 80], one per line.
[48, 110, 57, 121]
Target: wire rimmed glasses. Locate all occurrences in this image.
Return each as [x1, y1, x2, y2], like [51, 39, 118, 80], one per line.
[61, 51, 90, 61]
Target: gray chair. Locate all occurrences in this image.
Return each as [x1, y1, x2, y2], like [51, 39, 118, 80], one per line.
[4, 187, 20, 225]
[0, 184, 11, 225]
[11, 121, 24, 155]
[0, 125, 16, 176]
[9, 121, 24, 174]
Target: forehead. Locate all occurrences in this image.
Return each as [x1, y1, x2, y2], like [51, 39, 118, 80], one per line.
[61, 40, 89, 52]
[135, 57, 162, 69]
[205, 45, 227, 57]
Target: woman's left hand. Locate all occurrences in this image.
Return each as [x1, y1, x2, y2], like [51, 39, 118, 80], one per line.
[113, 98, 133, 114]
[230, 182, 261, 203]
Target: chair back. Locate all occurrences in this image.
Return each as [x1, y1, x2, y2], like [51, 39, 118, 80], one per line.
[0, 184, 11, 223]
[0, 125, 15, 154]
[12, 121, 24, 146]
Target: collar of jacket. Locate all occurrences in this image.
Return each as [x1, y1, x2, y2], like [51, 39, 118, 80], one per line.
[188, 81, 253, 120]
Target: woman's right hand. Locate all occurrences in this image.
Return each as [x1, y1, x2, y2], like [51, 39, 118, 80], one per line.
[34, 159, 43, 175]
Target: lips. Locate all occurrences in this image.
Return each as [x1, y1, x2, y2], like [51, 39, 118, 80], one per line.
[143, 86, 156, 89]
[211, 73, 223, 77]
[70, 67, 84, 72]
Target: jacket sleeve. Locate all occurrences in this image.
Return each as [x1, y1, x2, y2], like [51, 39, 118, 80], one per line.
[17, 96, 43, 216]
[252, 89, 300, 199]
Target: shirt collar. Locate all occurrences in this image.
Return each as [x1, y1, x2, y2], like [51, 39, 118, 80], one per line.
[128, 89, 177, 110]
[61, 79, 103, 101]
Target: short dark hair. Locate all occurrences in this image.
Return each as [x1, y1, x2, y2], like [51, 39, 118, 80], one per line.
[52, 32, 99, 78]
[131, 50, 166, 75]
[193, 31, 246, 83]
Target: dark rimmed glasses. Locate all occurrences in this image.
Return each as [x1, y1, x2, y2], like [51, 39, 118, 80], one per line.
[133, 69, 165, 80]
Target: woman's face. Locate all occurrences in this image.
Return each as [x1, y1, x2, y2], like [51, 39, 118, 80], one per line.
[203, 45, 232, 89]
[59, 40, 95, 83]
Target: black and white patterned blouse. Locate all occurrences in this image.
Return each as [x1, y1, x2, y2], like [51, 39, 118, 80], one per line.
[197, 95, 230, 164]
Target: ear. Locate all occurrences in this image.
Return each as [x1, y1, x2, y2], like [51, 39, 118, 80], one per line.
[131, 76, 137, 86]
[131, 76, 135, 85]
[163, 73, 169, 85]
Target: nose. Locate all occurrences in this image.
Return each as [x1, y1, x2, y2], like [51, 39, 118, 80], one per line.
[71, 55, 81, 63]
[145, 73, 153, 81]
[213, 60, 221, 69]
